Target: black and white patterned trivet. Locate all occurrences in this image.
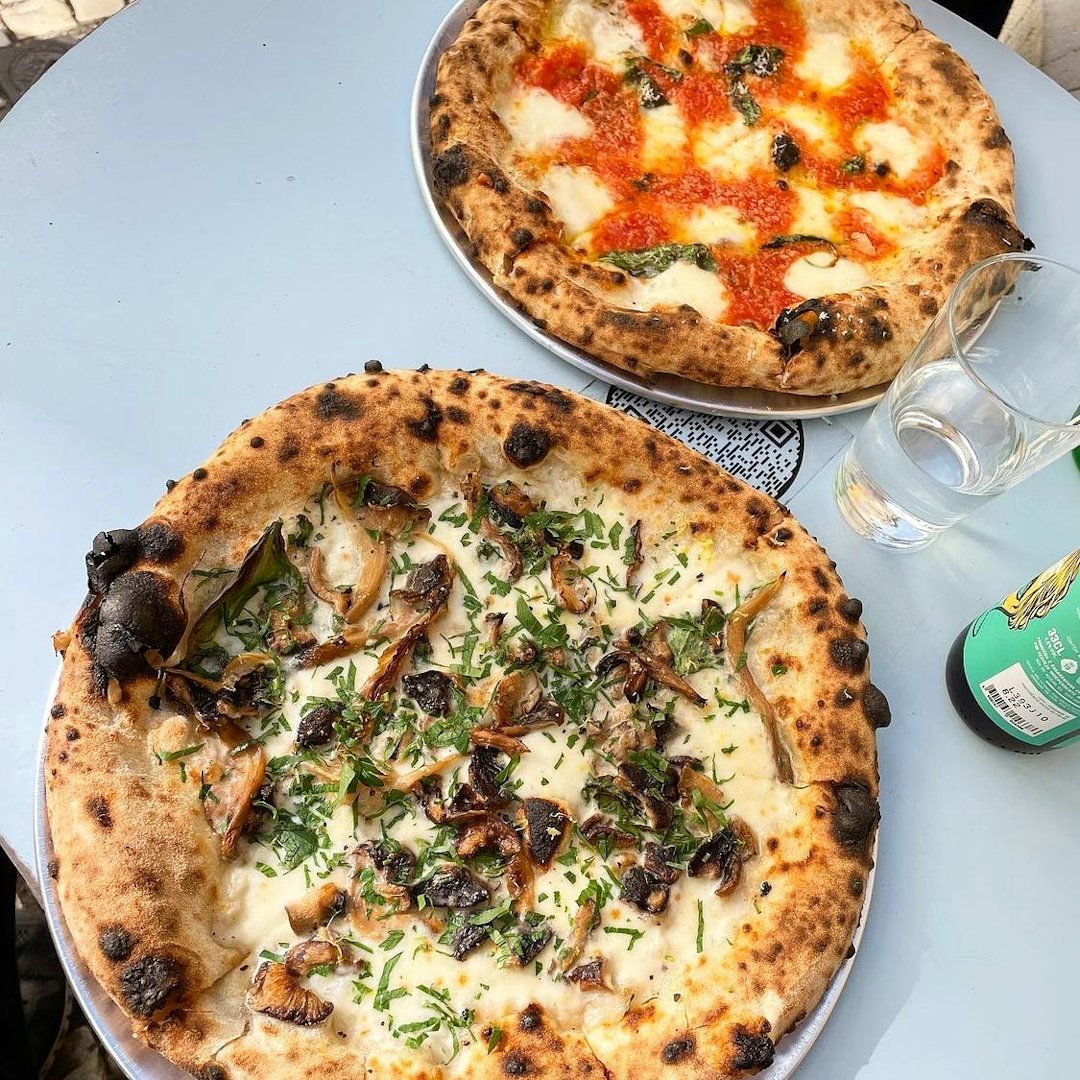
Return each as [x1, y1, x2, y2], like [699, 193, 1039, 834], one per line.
[606, 387, 804, 499]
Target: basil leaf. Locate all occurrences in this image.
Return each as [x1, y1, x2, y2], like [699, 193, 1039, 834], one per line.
[600, 243, 717, 278]
[727, 43, 784, 78]
[841, 154, 866, 175]
[685, 17, 714, 37]
[730, 80, 761, 126]
[625, 65, 669, 109]
[762, 234, 837, 251]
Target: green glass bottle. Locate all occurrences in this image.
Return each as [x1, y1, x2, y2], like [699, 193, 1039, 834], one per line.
[946, 548, 1080, 752]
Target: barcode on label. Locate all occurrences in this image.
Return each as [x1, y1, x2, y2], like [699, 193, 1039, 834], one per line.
[983, 685, 1044, 736]
[978, 662, 1076, 738]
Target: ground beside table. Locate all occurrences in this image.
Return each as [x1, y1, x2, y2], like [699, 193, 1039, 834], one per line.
[1, 1, 1079, 1078]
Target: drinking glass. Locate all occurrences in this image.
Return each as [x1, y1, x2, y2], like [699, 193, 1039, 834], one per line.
[836, 253, 1080, 549]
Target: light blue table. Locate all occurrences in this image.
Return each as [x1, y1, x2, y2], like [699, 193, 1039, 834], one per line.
[2, 1, 1079, 1076]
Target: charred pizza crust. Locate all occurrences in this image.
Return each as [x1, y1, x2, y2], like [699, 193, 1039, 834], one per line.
[430, 0, 1027, 395]
[46, 368, 886, 1078]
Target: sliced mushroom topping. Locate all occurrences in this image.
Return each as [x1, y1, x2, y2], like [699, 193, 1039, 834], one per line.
[468, 746, 508, 808]
[414, 865, 490, 909]
[248, 962, 333, 1026]
[596, 625, 705, 708]
[587, 702, 654, 761]
[293, 624, 371, 670]
[305, 547, 351, 617]
[507, 923, 553, 966]
[484, 670, 542, 728]
[341, 528, 388, 626]
[479, 518, 523, 582]
[559, 897, 599, 974]
[619, 865, 670, 915]
[362, 481, 432, 536]
[726, 576, 793, 783]
[580, 814, 637, 853]
[451, 921, 490, 961]
[625, 520, 643, 590]
[267, 607, 315, 656]
[389, 752, 466, 793]
[505, 851, 535, 910]
[550, 549, 594, 614]
[285, 883, 347, 936]
[677, 766, 729, 832]
[487, 481, 537, 528]
[521, 798, 571, 868]
[500, 698, 565, 738]
[402, 670, 454, 717]
[185, 718, 266, 861]
[565, 956, 611, 991]
[729, 815, 758, 860]
[687, 824, 754, 896]
[446, 783, 485, 816]
[362, 556, 453, 700]
[349, 841, 415, 922]
[615, 763, 674, 831]
[643, 842, 681, 886]
[284, 936, 342, 977]
[485, 612, 506, 647]
[470, 727, 529, 756]
[454, 813, 522, 859]
[416, 775, 448, 824]
[295, 703, 340, 749]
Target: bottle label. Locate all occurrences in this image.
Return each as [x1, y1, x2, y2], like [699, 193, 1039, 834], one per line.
[962, 551, 1080, 747]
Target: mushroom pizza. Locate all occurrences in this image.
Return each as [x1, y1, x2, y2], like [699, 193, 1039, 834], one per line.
[46, 369, 887, 1078]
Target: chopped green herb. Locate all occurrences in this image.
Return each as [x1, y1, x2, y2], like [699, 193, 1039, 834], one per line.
[600, 243, 717, 279]
[696, 900, 705, 953]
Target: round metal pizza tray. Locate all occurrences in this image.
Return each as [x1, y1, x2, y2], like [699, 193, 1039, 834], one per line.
[410, 0, 888, 420]
[34, 667, 878, 1080]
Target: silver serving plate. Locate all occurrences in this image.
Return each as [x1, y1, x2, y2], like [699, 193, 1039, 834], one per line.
[410, 0, 888, 420]
[35, 666, 877, 1079]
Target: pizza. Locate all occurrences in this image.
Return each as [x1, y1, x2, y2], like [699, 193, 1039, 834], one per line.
[429, 0, 1029, 396]
[45, 368, 889, 1079]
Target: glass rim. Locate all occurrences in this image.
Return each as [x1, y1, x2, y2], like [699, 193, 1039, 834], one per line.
[945, 251, 1080, 434]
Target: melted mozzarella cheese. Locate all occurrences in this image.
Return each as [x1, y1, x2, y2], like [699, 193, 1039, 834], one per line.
[541, 164, 615, 237]
[641, 104, 689, 169]
[694, 118, 774, 179]
[777, 103, 841, 156]
[848, 189, 929, 234]
[854, 120, 928, 180]
[626, 260, 730, 319]
[682, 203, 755, 245]
[788, 185, 841, 239]
[496, 86, 593, 152]
[656, 0, 751, 33]
[795, 32, 855, 90]
[784, 254, 871, 298]
[553, 0, 646, 70]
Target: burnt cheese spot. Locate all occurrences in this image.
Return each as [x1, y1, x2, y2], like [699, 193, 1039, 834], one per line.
[503, 422, 551, 468]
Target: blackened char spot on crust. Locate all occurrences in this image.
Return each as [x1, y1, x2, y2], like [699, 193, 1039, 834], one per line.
[278, 438, 300, 463]
[87, 795, 113, 829]
[191, 1067, 227, 1080]
[136, 521, 184, 564]
[99, 926, 136, 962]
[503, 422, 551, 468]
[832, 782, 880, 848]
[962, 199, 1029, 251]
[432, 144, 470, 196]
[364, 359, 384, 374]
[315, 386, 361, 421]
[772, 297, 831, 359]
[503, 1053, 530, 1076]
[519, 1003, 543, 1030]
[407, 397, 443, 442]
[50, 703, 66, 719]
[661, 1035, 695, 1063]
[812, 567, 831, 591]
[120, 954, 183, 1019]
[861, 683, 892, 728]
[732, 1027, 775, 1070]
[829, 635, 869, 673]
[836, 597, 863, 623]
[85, 529, 141, 594]
[511, 228, 535, 254]
[93, 570, 185, 679]
[985, 125, 1010, 150]
[249, 435, 265, 448]
[449, 376, 469, 395]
